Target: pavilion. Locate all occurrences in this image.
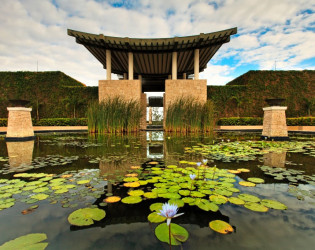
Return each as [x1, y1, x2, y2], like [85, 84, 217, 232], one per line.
[68, 27, 237, 129]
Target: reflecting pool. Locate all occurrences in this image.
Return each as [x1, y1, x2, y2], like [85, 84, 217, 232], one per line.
[0, 132, 314, 250]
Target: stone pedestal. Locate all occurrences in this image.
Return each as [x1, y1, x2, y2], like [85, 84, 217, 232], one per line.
[262, 106, 289, 141]
[6, 107, 35, 141]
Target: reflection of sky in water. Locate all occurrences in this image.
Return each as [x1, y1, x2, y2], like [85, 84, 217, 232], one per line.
[0, 133, 314, 249]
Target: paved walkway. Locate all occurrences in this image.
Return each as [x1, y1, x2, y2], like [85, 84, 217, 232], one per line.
[0, 126, 314, 134]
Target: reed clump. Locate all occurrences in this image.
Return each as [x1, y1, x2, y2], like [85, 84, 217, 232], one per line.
[165, 97, 215, 133]
[87, 97, 142, 133]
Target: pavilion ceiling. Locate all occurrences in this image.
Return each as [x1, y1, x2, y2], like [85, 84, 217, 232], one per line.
[68, 27, 237, 78]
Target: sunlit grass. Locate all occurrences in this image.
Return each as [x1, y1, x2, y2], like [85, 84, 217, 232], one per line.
[165, 97, 215, 133]
[87, 97, 142, 133]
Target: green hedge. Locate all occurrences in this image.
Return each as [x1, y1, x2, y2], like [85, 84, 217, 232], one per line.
[0, 118, 87, 127]
[217, 117, 315, 126]
[287, 117, 315, 126]
[0, 118, 6, 127]
[217, 117, 263, 126]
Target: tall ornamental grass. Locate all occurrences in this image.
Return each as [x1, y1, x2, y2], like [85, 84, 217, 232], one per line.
[165, 97, 215, 133]
[87, 97, 142, 133]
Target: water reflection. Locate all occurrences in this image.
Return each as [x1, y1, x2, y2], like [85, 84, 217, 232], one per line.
[263, 152, 286, 168]
[6, 140, 34, 170]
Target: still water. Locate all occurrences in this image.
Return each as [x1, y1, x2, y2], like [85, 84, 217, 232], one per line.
[0, 132, 314, 250]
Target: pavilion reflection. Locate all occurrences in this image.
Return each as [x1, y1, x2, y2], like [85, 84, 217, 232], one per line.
[6, 140, 34, 170]
[263, 152, 286, 168]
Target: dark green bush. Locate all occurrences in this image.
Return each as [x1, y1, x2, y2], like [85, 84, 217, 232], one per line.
[33, 118, 87, 126]
[286, 117, 315, 126]
[217, 117, 315, 126]
[217, 117, 263, 126]
[0, 118, 7, 126]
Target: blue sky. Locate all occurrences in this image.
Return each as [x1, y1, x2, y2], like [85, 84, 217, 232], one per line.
[0, 0, 314, 86]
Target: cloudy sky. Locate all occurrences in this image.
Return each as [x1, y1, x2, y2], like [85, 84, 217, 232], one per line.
[1, 0, 314, 86]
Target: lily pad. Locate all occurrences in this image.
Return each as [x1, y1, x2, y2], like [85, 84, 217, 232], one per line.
[143, 192, 158, 199]
[121, 196, 142, 204]
[228, 197, 245, 205]
[123, 182, 140, 188]
[239, 181, 256, 187]
[0, 233, 48, 249]
[209, 220, 234, 234]
[128, 190, 144, 196]
[247, 178, 265, 184]
[261, 199, 287, 210]
[148, 212, 166, 223]
[238, 194, 260, 203]
[32, 194, 49, 201]
[155, 223, 189, 246]
[104, 196, 121, 203]
[244, 202, 268, 212]
[68, 208, 106, 226]
[196, 199, 219, 212]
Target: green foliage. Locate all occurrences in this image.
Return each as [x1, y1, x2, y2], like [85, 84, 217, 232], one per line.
[87, 97, 143, 133]
[0, 71, 98, 118]
[0, 118, 7, 127]
[33, 118, 87, 126]
[217, 117, 263, 126]
[208, 70, 315, 117]
[165, 97, 215, 133]
[217, 117, 315, 126]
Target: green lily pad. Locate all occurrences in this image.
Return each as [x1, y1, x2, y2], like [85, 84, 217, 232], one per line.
[123, 177, 139, 182]
[239, 181, 256, 187]
[261, 199, 287, 210]
[210, 195, 228, 205]
[179, 190, 190, 196]
[247, 178, 265, 184]
[150, 203, 163, 212]
[68, 208, 106, 226]
[228, 197, 245, 205]
[33, 187, 49, 193]
[148, 212, 166, 223]
[244, 202, 268, 212]
[77, 180, 90, 185]
[128, 190, 144, 196]
[168, 199, 185, 208]
[0, 202, 15, 209]
[0, 233, 48, 249]
[32, 194, 49, 201]
[238, 193, 261, 203]
[143, 192, 158, 199]
[155, 223, 189, 246]
[196, 199, 219, 212]
[209, 220, 234, 234]
[159, 193, 181, 199]
[121, 196, 142, 204]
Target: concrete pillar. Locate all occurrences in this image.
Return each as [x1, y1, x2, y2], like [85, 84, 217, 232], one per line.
[123, 73, 127, 80]
[6, 107, 35, 141]
[128, 52, 133, 80]
[183, 73, 187, 79]
[262, 106, 289, 140]
[106, 50, 111, 80]
[172, 51, 177, 80]
[149, 107, 153, 124]
[140, 93, 147, 130]
[194, 49, 199, 80]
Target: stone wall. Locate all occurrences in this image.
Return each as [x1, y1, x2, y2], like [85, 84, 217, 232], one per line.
[164, 79, 207, 111]
[99, 80, 141, 102]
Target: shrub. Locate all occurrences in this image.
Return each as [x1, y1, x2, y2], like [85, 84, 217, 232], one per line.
[217, 117, 263, 126]
[0, 118, 7, 127]
[33, 118, 87, 126]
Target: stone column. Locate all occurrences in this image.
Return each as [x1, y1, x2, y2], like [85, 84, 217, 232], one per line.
[172, 51, 177, 80]
[123, 73, 127, 80]
[149, 107, 153, 124]
[140, 93, 147, 130]
[183, 73, 187, 79]
[6, 107, 35, 141]
[106, 50, 111, 80]
[262, 106, 289, 140]
[128, 52, 134, 80]
[194, 49, 199, 80]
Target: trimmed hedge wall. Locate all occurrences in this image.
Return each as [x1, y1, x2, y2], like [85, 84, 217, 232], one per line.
[0, 118, 87, 127]
[217, 117, 315, 126]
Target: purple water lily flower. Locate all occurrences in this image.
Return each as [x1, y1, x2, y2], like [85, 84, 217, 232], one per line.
[196, 162, 202, 167]
[202, 159, 208, 165]
[189, 174, 196, 180]
[158, 202, 184, 225]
